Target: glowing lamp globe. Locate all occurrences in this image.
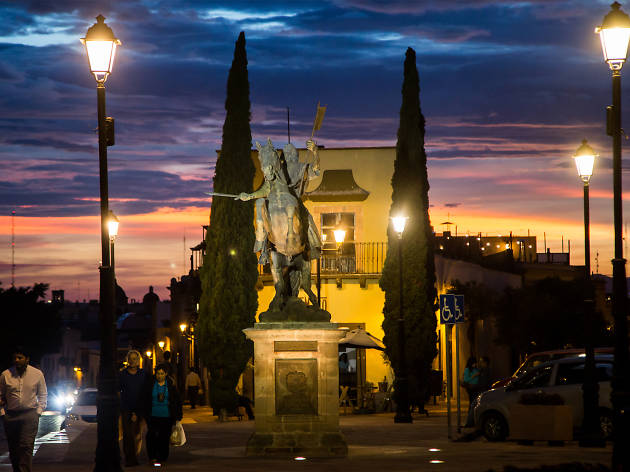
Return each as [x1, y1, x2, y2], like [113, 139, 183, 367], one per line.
[333, 229, 346, 245]
[108, 211, 119, 239]
[596, 2, 630, 70]
[573, 139, 597, 183]
[80, 15, 121, 82]
[391, 216, 408, 236]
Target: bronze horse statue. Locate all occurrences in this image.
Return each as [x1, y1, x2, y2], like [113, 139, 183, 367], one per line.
[238, 138, 325, 319]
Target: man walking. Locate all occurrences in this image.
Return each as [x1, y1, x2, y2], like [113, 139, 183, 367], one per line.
[0, 347, 47, 472]
[119, 350, 147, 467]
[185, 368, 202, 409]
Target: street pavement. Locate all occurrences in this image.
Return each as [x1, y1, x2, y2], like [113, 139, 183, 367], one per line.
[0, 403, 612, 471]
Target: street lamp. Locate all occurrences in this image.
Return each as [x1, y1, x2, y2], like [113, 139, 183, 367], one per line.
[573, 140, 604, 447]
[596, 3, 630, 467]
[108, 211, 119, 270]
[179, 323, 188, 334]
[158, 340, 165, 350]
[81, 14, 122, 472]
[391, 215, 412, 423]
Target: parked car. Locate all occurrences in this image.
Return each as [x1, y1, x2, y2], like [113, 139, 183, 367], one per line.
[491, 347, 614, 388]
[67, 388, 98, 423]
[474, 355, 613, 441]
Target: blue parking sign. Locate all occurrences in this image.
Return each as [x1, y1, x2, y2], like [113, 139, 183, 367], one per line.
[440, 294, 464, 324]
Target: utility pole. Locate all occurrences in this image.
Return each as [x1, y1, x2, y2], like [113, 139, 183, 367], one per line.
[11, 210, 15, 287]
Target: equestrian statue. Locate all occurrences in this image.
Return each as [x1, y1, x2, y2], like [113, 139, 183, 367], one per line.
[234, 138, 330, 322]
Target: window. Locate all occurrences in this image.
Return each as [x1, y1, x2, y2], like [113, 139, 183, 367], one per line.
[77, 391, 98, 406]
[321, 212, 355, 254]
[515, 365, 552, 389]
[555, 363, 584, 385]
[555, 361, 613, 385]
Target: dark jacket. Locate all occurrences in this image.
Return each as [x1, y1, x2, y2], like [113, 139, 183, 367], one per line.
[140, 376, 183, 423]
[119, 368, 147, 413]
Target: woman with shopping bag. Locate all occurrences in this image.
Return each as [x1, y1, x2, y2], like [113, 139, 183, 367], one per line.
[141, 364, 183, 466]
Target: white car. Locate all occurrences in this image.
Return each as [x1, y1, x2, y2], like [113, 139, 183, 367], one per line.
[67, 388, 98, 423]
[473, 356, 613, 441]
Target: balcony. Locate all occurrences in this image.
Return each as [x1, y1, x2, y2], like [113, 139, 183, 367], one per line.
[258, 242, 388, 277]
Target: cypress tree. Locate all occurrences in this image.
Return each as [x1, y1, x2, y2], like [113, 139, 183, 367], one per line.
[197, 32, 258, 413]
[379, 47, 438, 410]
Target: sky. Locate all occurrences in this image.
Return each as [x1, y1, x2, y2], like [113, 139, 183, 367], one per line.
[0, 0, 628, 301]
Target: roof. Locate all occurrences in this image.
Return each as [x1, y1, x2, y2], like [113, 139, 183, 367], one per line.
[305, 169, 370, 202]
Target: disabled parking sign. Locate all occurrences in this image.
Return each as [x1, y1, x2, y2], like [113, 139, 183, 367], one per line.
[439, 294, 464, 324]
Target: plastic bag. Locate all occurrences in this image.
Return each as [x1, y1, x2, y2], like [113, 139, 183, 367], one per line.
[170, 420, 186, 447]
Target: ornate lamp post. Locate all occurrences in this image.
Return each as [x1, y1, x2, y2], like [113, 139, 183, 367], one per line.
[573, 140, 605, 447]
[391, 215, 412, 423]
[596, 3, 630, 468]
[80, 14, 122, 472]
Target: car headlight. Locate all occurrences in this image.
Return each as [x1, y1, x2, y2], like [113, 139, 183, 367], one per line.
[52, 395, 66, 410]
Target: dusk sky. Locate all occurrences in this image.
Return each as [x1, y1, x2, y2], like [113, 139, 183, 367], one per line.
[0, 0, 628, 301]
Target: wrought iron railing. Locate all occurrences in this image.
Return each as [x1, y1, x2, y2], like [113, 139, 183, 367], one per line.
[257, 242, 388, 276]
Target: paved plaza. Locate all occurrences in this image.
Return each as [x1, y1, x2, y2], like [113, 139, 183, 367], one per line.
[0, 402, 613, 471]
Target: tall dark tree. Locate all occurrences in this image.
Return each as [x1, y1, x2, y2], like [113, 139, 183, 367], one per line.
[197, 32, 258, 414]
[380, 48, 438, 410]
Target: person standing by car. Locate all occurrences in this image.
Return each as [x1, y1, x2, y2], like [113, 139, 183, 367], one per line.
[185, 368, 201, 409]
[0, 346, 47, 472]
[462, 357, 480, 428]
[119, 350, 147, 467]
[477, 356, 491, 392]
[142, 364, 182, 466]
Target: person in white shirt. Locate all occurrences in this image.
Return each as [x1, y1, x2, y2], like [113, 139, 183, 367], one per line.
[184, 368, 202, 409]
[0, 346, 47, 472]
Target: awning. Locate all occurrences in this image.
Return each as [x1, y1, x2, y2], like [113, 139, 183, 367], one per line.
[339, 328, 385, 351]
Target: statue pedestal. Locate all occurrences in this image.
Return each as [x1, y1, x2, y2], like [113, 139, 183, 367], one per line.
[243, 322, 348, 456]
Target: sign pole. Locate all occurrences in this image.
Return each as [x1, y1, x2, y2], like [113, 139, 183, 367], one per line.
[446, 324, 452, 439]
[440, 293, 464, 440]
[455, 323, 461, 433]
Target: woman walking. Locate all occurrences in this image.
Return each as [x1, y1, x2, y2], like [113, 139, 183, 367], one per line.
[142, 364, 183, 466]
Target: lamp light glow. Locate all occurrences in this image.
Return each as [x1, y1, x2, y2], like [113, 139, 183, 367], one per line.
[80, 15, 121, 82]
[146, 350, 152, 358]
[573, 139, 597, 183]
[179, 323, 187, 333]
[158, 340, 165, 349]
[333, 229, 346, 245]
[108, 211, 119, 239]
[596, 2, 630, 70]
[391, 216, 408, 236]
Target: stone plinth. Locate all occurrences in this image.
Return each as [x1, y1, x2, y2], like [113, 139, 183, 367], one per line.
[243, 322, 348, 456]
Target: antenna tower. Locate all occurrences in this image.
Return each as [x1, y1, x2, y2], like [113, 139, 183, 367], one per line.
[11, 210, 15, 287]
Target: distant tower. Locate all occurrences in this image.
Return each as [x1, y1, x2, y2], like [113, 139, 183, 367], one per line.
[11, 210, 15, 287]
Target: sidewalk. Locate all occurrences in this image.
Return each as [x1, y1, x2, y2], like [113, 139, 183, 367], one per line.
[18, 403, 612, 472]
